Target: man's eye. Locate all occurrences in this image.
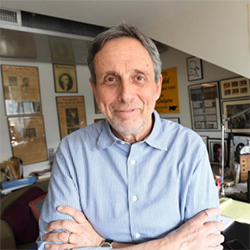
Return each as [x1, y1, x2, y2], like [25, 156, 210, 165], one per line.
[136, 76, 145, 81]
[104, 76, 118, 84]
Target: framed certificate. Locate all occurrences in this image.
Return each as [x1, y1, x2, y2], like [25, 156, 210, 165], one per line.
[56, 96, 87, 139]
[1, 65, 42, 116]
[189, 82, 221, 131]
[8, 116, 48, 165]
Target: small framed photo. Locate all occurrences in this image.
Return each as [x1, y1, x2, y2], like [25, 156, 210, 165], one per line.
[208, 138, 229, 166]
[222, 99, 250, 133]
[220, 77, 250, 99]
[53, 64, 78, 93]
[186, 57, 203, 81]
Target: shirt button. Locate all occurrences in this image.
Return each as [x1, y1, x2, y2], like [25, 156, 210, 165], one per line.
[120, 141, 125, 144]
[130, 159, 136, 165]
[135, 233, 140, 238]
[132, 196, 138, 201]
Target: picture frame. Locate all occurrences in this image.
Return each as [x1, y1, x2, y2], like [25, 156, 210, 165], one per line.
[53, 64, 78, 93]
[56, 96, 87, 139]
[222, 99, 250, 133]
[188, 82, 221, 131]
[94, 118, 105, 123]
[220, 77, 250, 99]
[1, 65, 42, 116]
[8, 116, 48, 165]
[208, 138, 229, 166]
[186, 57, 203, 81]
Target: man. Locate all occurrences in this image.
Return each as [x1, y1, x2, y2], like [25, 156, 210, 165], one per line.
[38, 23, 224, 249]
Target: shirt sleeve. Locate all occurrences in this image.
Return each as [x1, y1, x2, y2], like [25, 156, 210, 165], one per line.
[37, 145, 113, 250]
[184, 139, 220, 222]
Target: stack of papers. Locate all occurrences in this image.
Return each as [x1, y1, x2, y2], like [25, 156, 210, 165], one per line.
[220, 197, 250, 225]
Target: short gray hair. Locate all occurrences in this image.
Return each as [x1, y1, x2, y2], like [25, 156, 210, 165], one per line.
[87, 23, 162, 85]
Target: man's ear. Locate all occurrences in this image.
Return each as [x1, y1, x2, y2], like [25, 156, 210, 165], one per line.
[89, 78, 98, 102]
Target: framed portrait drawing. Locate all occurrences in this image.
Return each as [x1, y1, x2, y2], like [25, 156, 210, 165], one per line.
[222, 99, 250, 133]
[1, 65, 42, 116]
[220, 77, 250, 99]
[56, 96, 87, 139]
[208, 138, 228, 167]
[186, 57, 203, 81]
[8, 116, 48, 165]
[189, 82, 221, 131]
[53, 64, 78, 93]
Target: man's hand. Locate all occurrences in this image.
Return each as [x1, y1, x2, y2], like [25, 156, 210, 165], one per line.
[43, 206, 224, 250]
[44, 206, 104, 249]
[164, 208, 224, 250]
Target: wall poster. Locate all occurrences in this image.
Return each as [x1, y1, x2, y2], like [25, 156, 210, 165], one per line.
[8, 116, 48, 165]
[155, 67, 180, 114]
[1, 65, 42, 116]
[56, 96, 87, 139]
[189, 82, 221, 131]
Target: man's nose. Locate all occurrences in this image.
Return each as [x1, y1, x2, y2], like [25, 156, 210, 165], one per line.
[118, 81, 134, 102]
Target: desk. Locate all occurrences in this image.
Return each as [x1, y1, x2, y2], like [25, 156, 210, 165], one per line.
[223, 221, 250, 249]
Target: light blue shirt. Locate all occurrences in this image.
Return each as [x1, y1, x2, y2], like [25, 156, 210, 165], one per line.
[38, 110, 219, 249]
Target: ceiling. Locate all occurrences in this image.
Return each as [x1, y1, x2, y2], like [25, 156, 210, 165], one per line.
[0, 0, 203, 30]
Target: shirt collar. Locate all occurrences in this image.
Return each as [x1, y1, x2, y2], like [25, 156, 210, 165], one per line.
[97, 110, 168, 151]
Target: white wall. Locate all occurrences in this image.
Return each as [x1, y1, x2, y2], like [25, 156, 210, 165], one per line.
[0, 46, 239, 177]
[143, 1, 250, 79]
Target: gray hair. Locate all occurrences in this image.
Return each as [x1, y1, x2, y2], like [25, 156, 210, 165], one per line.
[87, 23, 162, 85]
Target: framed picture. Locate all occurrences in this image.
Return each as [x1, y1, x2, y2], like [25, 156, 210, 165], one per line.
[208, 138, 229, 166]
[186, 57, 203, 81]
[8, 116, 48, 165]
[53, 64, 78, 93]
[188, 82, 221, 131]
[220, 77, 250, 99]
[56, 96, 87, 139]
[222, 99, 250, 133]
[1, 65, 42, 116]
[162, 117, 180, 124]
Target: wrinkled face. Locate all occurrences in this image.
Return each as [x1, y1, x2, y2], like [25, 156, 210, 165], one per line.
[90, 37, 162, 141]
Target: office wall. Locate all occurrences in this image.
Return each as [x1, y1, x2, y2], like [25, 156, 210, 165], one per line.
[0, 46, 238, 177]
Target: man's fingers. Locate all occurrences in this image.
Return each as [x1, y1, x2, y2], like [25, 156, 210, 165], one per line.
[45, 243, 73, 250]
[46, 220, 78, 233]
[192, 208, 221, 225]
[57, 205, 88, 224]
[43, 232, 72, 243]
[206, 233, 225, 246]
